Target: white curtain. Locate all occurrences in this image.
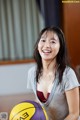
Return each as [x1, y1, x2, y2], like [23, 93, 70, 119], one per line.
[0, 0, 45, 60]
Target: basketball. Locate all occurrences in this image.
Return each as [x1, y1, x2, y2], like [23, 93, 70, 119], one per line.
[9, 100, 48, 120]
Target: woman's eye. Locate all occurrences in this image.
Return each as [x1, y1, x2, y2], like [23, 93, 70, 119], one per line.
[41, 39, 46, 42]
[51, 40, 55, 43]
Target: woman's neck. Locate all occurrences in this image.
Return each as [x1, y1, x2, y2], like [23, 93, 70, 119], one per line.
[42, 59, 57, 73]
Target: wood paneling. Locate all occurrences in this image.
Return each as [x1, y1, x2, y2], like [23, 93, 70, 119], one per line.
[0, 59, 35, 65]
[62, 3, 80, 67]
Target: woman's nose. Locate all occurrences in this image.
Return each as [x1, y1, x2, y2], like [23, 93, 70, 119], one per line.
[44, 41, 50, 48]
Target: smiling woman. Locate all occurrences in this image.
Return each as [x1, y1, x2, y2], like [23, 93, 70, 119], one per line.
[27, 26, 80, 120]
[38, 31, 60, 62]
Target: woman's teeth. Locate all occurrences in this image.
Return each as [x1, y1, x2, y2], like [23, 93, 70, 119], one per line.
[42, 50, 51, 53]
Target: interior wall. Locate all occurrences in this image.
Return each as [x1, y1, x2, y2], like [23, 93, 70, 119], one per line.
[62, 3, 80, 67]
[0, 63, 35, 95]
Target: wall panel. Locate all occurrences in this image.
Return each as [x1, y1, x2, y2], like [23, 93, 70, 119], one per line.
[62, 3, 80, 67]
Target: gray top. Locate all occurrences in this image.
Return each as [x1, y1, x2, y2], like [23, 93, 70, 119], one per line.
[27, 65, 80, 120]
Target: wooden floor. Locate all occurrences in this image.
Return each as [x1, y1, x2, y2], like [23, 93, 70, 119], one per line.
[0, 91, 36, 113]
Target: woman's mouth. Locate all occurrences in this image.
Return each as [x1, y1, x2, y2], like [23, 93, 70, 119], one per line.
[42, 50, 51, 54]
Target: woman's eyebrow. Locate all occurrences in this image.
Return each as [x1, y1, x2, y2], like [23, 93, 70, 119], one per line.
[50, 37, 57, 41]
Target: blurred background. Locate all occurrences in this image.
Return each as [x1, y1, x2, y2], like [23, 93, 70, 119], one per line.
[0, 0, 80, 95]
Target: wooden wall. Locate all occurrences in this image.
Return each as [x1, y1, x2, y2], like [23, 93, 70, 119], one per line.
[62, 3, 80, 67]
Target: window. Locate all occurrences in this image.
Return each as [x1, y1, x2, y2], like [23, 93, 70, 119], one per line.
[0, 0, 45, 63]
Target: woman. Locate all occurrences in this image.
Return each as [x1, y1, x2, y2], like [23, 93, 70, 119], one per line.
[27, 26, 80, 120]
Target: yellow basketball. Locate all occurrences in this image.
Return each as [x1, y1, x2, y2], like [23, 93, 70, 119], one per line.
[9, 100, 48, 120]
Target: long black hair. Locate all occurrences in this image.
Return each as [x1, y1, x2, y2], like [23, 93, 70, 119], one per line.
[34, 26, 70, 83]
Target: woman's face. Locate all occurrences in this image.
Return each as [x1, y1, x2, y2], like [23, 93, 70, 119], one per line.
[38, 31, 60, 61]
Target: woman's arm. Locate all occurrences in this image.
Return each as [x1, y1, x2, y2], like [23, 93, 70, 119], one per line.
[64, 87, 79, 120]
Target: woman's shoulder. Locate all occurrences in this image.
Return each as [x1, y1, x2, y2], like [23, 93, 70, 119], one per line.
[62, 66, 80, 91]
[28, 64, 37, 74]
[63, 66, 76, 76]
[63, 66, 79, 82]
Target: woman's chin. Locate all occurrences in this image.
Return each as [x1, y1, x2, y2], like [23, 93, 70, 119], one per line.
[42, 57, 53, 61]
